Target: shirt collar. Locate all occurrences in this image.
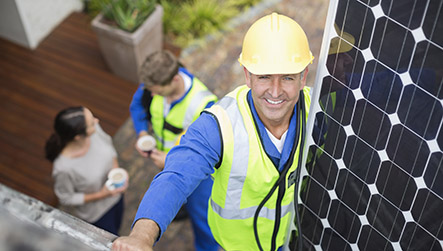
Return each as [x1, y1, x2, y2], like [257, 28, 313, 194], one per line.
[170, 67, 193, 108]
[246, 90, 298, 170]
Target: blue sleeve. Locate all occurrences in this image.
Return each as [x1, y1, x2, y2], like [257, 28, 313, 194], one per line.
[129, 84, 149, 134]
[133, 112, 221, 239]
[205, 100, 215, 109]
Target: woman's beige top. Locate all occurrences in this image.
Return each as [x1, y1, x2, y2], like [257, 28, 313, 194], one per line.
[53, 123, 120, 222]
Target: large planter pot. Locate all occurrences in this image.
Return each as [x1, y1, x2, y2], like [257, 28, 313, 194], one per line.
[91, 5, 163, 84]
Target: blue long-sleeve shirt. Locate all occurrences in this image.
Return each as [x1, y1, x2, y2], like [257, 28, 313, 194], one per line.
[134, 89, 299, 239]
[129, 83, 150, 135]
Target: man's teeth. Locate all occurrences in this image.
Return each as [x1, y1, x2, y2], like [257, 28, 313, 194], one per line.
[266, 99, 283, 105]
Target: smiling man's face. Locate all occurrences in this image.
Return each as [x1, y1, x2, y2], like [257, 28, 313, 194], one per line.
[244, 67, 306, 129]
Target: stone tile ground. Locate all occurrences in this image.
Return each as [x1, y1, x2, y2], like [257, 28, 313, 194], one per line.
[113, 0, 329, 249]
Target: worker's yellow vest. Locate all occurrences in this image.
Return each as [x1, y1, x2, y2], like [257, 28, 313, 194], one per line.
[205, 85, 310, 251]
[150, 77, 217, 152]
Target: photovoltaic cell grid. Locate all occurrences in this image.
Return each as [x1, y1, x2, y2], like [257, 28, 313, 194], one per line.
[299, 0, 443, 250]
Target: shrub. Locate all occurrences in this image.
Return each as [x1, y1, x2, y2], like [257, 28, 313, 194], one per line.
[163, 0, 238, 47]
[87, 0, 262, 46]
[88, 0, 157, 32]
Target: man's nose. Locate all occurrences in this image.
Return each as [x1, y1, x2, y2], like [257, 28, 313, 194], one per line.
[269, 78, 282, 97]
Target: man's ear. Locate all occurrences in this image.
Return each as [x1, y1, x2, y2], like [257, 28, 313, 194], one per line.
[243, 67, 252, 88]
[170, 74, 182, 88]
[300, 67, 309, 89]
[171, 74, 181, 83]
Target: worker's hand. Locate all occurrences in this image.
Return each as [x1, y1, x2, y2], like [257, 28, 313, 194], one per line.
[111, 236, 153, 251]
[135, 141, 150, 158]
[149, 149, 166, 169]
[112, 219, 159, 251]
[135, 131, 150, 158]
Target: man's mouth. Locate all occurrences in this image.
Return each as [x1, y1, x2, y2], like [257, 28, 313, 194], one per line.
[266, 98, 283, 105]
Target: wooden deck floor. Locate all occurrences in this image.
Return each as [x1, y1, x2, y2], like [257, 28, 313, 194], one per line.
[0, 12, 139, 206]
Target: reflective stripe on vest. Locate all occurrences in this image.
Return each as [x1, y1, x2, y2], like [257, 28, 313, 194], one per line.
[210, 198, 293, 220]
[150, 77, 217, 151]
[205, 85, 311, 251]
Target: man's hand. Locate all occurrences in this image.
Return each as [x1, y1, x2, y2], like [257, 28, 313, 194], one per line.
[135, 143, 150, 158]
[149, 149, 166, 169]
[112, 219, 159, 251]
[111, 236, 153, 251]
[135, 131, 150, 158]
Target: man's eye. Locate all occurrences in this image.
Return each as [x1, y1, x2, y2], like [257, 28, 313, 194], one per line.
[283, 76, 295, 81]
[258, 76, 270, 79]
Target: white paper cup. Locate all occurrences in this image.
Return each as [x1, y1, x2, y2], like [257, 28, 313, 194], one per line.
[105, 168, 128, 190]
[136, 135, 156, 153]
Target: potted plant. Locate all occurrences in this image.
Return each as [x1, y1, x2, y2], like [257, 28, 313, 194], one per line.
[90, 0, 163, 84]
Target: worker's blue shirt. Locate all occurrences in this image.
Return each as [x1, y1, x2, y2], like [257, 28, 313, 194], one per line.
[134, 89, 299, 239]
[129, 83, 150, 134]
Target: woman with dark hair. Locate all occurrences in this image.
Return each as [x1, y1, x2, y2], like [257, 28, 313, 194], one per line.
[45, 106, 128, 235]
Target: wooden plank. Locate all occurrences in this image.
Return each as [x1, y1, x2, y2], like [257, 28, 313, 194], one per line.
[0, 11, 137, 206]
[0, 140, 51, 183]
[1, 44, 135, 123]
[0, 163, 55, 205]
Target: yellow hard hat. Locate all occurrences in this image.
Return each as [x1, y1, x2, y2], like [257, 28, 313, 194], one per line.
[328, 24, 355, 55]
[238, 12, 314, 75]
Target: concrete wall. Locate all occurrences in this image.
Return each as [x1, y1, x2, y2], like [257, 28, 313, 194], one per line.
[0, 183, 115, 250]
[0, 0, 84, 49]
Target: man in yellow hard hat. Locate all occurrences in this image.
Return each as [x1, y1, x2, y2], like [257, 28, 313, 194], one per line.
[112, 12, 313, 251]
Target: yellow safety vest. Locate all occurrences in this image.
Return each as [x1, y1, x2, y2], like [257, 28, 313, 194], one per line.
[150, 77, 217, 152]
[205, 85, 311, 251]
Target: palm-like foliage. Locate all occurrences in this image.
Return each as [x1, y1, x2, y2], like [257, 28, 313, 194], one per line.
[164, 0, 238, 47]
[88, 0, 263, 45]
[90, 0, 157, 32]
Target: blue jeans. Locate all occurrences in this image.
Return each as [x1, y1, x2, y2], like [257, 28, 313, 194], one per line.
[92, 195, 124, 236]
[186, 177, 219, 251]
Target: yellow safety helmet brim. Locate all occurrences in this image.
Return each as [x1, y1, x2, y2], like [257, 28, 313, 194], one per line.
[238, 13, 314, 75]
[328, 24, 355, 55]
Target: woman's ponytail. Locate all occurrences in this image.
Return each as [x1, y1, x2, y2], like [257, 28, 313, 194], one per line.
[44, 106, 86, 162]
[45, 133, 62, 162]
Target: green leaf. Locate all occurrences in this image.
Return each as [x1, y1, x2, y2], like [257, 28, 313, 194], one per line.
[89, 0, 157, 32]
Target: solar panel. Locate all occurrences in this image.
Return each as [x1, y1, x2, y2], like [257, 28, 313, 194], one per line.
[298, 0, 443, 250]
